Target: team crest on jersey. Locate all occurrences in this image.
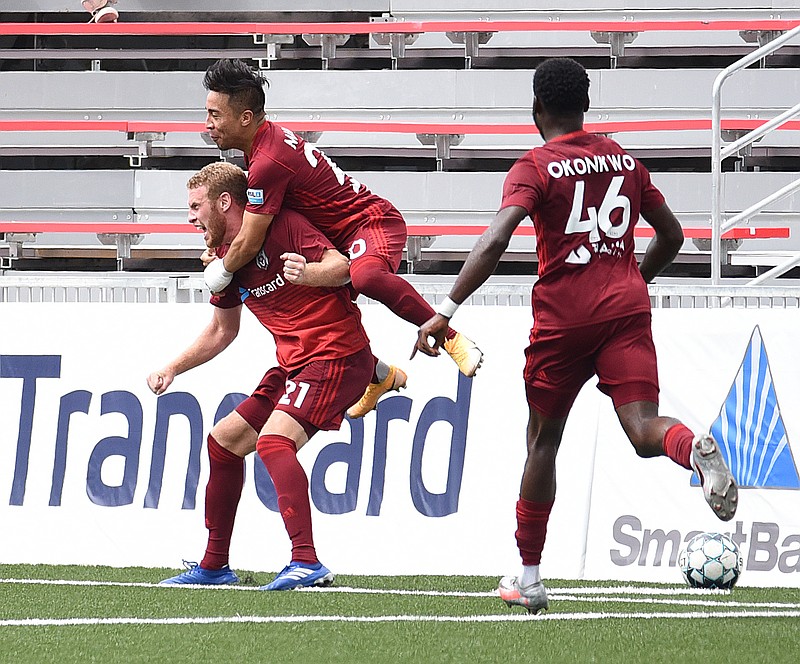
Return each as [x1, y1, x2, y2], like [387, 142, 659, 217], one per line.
[255, 249, 269, 270]
[247, 188, 264, 205]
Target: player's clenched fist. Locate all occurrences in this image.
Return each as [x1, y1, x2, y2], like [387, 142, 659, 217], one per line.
[200, 247, 217, 267]
[147, 370, 174, 396]
[281, 252, 308, 284]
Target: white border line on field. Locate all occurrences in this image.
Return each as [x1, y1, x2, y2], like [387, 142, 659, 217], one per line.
[0, 578, 733, 597]
[3, 610, 800, 627]
[2, 577, 798, 611]
[549, 594, 800, 609]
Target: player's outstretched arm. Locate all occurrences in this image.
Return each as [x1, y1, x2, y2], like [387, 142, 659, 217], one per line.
[281, 249, 351, 287]
[146, 305, 242, 395]
[639, 203, 684, 283]
[413, 205, 527, 358]
[204, 210, 275, 292]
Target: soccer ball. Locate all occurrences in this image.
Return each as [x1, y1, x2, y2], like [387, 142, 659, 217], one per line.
[679, 532, 743, 590]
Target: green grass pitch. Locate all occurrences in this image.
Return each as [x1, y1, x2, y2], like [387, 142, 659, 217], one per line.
[1, 565, 798, 663]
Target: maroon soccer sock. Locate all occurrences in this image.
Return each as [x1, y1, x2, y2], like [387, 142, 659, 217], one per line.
[663, 423, 694, 470]
[200, 434, 245, 570]
[349, 256, 437, 326]
[350, 256, 459, 339]
[256, 434, 318, 564]
[515, 498, 555, 566]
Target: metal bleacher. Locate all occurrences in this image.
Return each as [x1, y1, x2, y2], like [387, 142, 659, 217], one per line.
[0, 169, 797, 272]
[4, 2, 800, 68]
[2, 67, 800, 156]
[1, 3, 800, 283]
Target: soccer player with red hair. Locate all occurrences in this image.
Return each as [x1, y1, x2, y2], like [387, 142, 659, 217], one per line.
[151, 162, 372, 590]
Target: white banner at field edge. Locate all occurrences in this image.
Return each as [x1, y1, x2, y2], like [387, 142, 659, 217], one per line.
[0, 303, 797, 587]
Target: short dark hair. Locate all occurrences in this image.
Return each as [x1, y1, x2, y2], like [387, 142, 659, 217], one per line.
[203, 59, 268, 115]
[533, 58, 590, 116]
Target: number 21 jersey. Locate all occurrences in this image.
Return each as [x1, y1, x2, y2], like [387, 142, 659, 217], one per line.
[501, 130, 666, 330]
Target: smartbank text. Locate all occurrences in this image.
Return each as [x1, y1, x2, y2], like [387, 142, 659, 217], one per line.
[2, 354, 472, 518]
[612, 515, 800, 573]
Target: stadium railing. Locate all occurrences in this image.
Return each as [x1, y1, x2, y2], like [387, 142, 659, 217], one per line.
[1, 269, 799, 307]
[709, 22, 800, 283]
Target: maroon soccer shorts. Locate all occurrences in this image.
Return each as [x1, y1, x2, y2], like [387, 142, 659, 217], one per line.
[523, 312, 660, 419]
[236, 345, 374, 434]
[342, 205, 407, 273]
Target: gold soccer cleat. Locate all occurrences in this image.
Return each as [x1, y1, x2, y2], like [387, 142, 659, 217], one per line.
[347, 365, 408, 418]
[443, 332, 484, 377]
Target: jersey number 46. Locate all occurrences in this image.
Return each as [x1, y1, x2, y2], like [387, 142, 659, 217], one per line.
[564, 175, 632, 242]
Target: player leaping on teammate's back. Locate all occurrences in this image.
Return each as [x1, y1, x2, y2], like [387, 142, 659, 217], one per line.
[414, 58, 738, 616]
[200, 58, 483, 417]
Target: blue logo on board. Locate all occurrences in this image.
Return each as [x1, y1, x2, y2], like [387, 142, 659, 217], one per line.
[693, 326, 800, 489]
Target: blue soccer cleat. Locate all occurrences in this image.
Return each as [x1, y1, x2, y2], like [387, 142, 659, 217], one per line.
[159, 561, 240, 586]
[260, 561, 335, 591]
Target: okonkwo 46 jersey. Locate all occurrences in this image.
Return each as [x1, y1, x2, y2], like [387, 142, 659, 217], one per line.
[501, 130, 666, 330]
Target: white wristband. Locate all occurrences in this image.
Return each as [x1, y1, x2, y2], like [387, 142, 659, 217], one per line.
[437, 296, 460, 319]
[204, 258, 234, 293]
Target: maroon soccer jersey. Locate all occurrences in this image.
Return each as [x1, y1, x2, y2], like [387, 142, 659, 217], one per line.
[501, 130, 665, 330]
[244, 121, 396, 251]
[210, 209, 370, 371]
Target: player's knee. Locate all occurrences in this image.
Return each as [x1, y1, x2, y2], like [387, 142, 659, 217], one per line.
[526, 433, 560, 459]
[209, 426, 233, 450]
[210, 419, 256, 457]
[349, 257, 390, 295]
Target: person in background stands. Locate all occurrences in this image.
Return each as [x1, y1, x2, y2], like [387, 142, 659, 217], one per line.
[413, 57, 738, 614]
[81, 0, 118, 23]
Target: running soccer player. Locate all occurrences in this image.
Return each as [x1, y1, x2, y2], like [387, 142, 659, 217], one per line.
[199, 58, 483, 417]
[413, 58, 738, 614]
[151, 162, 373, 590]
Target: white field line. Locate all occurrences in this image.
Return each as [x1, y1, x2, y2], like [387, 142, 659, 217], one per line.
[549, 594, 800, 609]
[3, 610, 800, 627]
[2, 577, 796, 610]
[2, 578, 798, 609]
[1, 577, 798, 612]
[0, 578, 730, 597]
